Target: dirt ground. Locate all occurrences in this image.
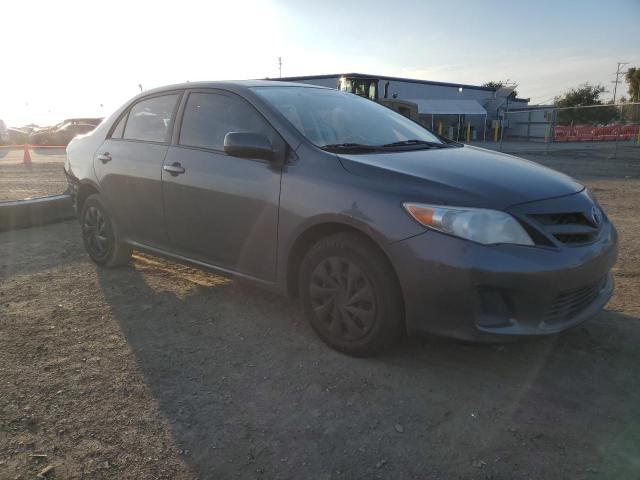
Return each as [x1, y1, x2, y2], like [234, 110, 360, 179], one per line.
[0, 163, 67, 201]
[1, 152, 640, 479]
[0, 148, 67, 201]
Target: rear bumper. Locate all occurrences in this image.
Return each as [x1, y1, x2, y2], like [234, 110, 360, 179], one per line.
[388, 221, 618, 342]
[63, 167, 79, 212]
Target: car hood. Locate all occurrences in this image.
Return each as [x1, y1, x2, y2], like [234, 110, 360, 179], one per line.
[337, 145, 583, 210]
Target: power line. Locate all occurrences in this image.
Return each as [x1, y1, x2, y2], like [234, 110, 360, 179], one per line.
[537, 96, 556, 105]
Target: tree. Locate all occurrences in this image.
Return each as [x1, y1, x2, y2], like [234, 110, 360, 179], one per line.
[482, 80, 518, 98]
[554, 83, 605, 107]
[625, 67, 640, 102]
[553, 83, 617, 125]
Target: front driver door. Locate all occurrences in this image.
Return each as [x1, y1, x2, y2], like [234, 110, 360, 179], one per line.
[161, 90, 284, 281]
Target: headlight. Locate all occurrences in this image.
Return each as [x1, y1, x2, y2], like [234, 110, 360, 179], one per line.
[403, 202, 534, 246]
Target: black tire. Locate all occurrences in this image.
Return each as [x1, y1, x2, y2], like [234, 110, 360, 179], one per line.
[80, 194, 131, 267]
[300, 232, 404, 356]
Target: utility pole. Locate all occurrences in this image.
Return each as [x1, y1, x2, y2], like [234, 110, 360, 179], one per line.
[278, 57, 282, 78]
[612, 62, 629, 104]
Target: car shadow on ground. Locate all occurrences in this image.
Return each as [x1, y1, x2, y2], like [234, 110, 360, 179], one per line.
[97, 260, 640, 479]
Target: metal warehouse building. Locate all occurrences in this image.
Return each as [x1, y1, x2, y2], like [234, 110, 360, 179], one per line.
[276, 73, 529, 141]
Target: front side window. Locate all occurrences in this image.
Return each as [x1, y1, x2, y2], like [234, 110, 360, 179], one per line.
[179, 92, 272, 151]
[253, 86, 442, 148]
[123, 94, 179, 143]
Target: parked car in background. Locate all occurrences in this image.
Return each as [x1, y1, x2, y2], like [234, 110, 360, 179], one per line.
[30, 117, 102, 146]
[7, 127, 29, 145]
[0, 119, 9, 145]
[65, 81, 617, 355]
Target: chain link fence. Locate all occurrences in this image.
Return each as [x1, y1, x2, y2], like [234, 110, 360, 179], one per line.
[493, 102, 640, 159]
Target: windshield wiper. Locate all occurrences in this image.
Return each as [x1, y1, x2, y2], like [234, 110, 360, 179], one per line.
[320, 143, 383, 152]
[321, 140, 453, 154]
[381, 139, 450, 148]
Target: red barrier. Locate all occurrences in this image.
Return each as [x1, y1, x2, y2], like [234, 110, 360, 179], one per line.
[621, 125, 639, 140]
[554, 124, 640, 142]
[0, 144, 66, 149]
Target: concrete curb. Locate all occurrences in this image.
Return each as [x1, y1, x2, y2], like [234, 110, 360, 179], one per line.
[0, 194, 76, 232]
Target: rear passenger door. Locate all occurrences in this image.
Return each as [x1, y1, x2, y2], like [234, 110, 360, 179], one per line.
[95, 92, 181, 249]
[161, 90, 283, 281]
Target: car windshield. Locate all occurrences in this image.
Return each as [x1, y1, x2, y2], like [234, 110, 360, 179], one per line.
[252, 86, 444, 149]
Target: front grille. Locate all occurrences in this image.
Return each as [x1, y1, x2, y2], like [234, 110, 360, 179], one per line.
[531, 212, 591, 227]
[529, 212, 599, 246]
[554, 233, 594, 244]
[543, 277, 605, 325]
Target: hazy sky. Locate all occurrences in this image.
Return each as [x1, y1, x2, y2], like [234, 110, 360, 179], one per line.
[2, 0, 639, 126]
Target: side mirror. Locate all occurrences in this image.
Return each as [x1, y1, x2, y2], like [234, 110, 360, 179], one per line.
[223, 132, 274, 161]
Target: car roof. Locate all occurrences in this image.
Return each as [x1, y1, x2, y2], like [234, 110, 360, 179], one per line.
[142, 79, 332, 96]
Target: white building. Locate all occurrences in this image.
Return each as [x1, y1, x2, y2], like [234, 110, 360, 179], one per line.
[276, 73, 529, 140]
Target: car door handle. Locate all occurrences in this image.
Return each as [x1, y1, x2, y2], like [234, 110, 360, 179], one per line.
[97, 152, 112, 164]
[163, 162, 186, 175]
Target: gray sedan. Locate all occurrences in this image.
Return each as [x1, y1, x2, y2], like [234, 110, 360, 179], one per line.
[65, 81, 617, 355]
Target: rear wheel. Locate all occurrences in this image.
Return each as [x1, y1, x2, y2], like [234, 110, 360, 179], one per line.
[300, 232, 403, 356]
[80, 194, 131, 267]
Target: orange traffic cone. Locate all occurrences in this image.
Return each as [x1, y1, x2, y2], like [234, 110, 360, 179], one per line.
[23, 144, 32, 165]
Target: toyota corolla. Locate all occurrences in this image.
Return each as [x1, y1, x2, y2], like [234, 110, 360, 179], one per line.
[64, 81, 618, 355]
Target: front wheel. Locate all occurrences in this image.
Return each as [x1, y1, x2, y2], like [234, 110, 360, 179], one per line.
[80, 194, 131, 267]
[299, 233, 404, 356]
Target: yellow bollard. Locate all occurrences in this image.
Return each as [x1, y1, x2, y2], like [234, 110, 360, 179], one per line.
[637, 127, 640, 145]
[466, 123, 471, 143]
[438, 121, 443, 136]
[493, 125, 499, 142]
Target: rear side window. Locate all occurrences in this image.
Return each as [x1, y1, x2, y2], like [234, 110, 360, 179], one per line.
[110, 114, 127, 139]
[179, 92, 272, 151]
[123, 94, 179, 143]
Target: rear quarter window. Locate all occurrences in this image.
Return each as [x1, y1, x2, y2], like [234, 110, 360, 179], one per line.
[109, 114, 127, 139]
[123, 94, 179, 143]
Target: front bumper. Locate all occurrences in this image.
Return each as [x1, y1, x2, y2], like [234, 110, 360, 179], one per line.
[388, 221, 618, 342]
